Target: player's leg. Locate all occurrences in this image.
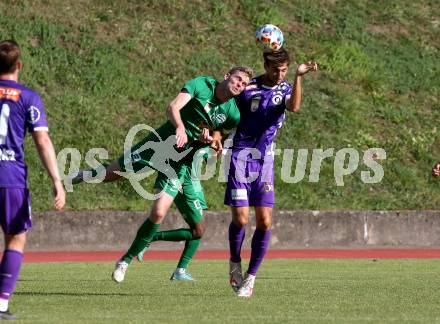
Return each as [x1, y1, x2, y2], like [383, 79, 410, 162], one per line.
[150, 173, 207, 280]
[71, 159, 119, 184]
[0, 188, 33, 320]
[237, 168, 275, 298]
[72, 130, 161, 185]
[112, 191, 174, 283]
[112, 166, 185, 282]
[224, 154, 252, 291]
[169, 193, 206, 281]
[237, 206, 273, 298]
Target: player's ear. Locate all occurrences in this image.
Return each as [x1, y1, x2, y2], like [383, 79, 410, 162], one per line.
[224, 73, 230, 80]
[16, 59, 23, 72]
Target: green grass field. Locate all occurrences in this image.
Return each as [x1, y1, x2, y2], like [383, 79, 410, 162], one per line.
[0, 0, 439, 211]
[11, 259, 440, 323]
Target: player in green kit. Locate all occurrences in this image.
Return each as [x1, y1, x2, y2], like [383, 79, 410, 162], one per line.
[72, 67, 253, 281]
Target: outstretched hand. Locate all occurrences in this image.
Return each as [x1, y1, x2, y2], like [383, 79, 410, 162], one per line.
[296, 61, 318, 76]
[432, 163, 440, 177]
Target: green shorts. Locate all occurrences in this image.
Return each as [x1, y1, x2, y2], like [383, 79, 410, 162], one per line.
[164, 168, 207, 226]
[117, 127, 208, 226]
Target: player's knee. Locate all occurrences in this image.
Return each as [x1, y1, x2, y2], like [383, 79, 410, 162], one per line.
[192, 223, 205, 239]
[5, 233, 27, 252]
[149, 209, 167, 223]
[233, 216, 248, 228]
[256, 219, 272, 231]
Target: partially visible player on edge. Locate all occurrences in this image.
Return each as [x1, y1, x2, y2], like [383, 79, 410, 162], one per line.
[0, 40, 66, 319]
[432, 162, 440, 177]
[224, 48, 317, 297]
[72, 67, 253, 282]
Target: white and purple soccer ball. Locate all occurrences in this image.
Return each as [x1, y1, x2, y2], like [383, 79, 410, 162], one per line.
[255, 24, 284, 51]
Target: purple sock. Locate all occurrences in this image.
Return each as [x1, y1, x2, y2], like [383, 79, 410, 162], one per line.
[229, 222, 245, 263]
[0, 250, 23, 300]
[247, 229, 271, 276]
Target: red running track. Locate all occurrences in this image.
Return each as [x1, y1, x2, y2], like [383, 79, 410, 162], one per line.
[17, 249, 440, 263]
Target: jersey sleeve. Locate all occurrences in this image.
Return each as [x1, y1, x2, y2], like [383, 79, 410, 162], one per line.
[26, 93, 49, 132]
[181, 77, 204, 98]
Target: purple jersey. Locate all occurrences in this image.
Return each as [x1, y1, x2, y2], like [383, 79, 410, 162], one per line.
[0, 80, 48, 188]
[231, 76, 292, 159]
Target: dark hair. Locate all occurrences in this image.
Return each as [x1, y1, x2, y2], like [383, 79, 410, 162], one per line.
[263, 47, 290, 67]
[0, 40, 21, 74]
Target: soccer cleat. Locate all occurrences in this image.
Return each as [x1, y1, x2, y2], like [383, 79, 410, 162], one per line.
[69, 168, 92, 184]
[229, 260, 243, 292]
[112, 260, 129, 283]
[170, 268, 194, 281]
[70, 163, 109, 184]
[0, 309, 15, 320]
[236, 273, 255, 298]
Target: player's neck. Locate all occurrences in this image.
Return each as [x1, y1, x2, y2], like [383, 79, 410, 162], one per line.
[261, 75, 279, 88]
[215, 84, 229, 103]
[0, 73, 18, 82]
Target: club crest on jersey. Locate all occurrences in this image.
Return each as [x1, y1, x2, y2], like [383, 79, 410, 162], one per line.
[278, 83, 288, 91]
[211, 113, 226, 124]
[263, 182, 273, 193]
[28, 106, 41, 124]
[272, 93, 283, 106]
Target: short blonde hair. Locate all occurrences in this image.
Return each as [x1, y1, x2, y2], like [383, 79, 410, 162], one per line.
[228, 66, 254, 80]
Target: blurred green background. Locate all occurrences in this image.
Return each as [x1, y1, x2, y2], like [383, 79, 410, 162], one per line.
[1, 0, 439, 211]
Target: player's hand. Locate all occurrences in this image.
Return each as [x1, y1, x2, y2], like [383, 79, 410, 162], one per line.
[175, 126, 188, 148]
[432, 163, 440, 177]
[210, 130, 223, 156]
[198, 128, 213, 144]
[210, 139, 223, 155]
[53, 180, 66, 210]
[296, 61, 318, 76]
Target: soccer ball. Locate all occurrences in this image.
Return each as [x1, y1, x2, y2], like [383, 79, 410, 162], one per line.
[255, 24, 284, 51]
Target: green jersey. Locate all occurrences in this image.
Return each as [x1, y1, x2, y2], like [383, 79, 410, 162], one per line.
[158, 76, 240, 144]
[118, 75, 240, 177]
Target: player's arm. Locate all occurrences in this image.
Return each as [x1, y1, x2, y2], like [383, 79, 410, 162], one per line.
[32, 131, 66, 210]
[166, 92, 192, 148]
[286, 61, 318, 113]
[198, 129, 223, 155]
[432, 162, 440, 177]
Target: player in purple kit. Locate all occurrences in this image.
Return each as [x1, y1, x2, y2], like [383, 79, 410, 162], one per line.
[224, 48, 317, 297]
[0, 40, 65, 319]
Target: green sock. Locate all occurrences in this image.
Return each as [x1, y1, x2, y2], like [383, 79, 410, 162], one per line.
[152, 228, 193, 242]
[122, 219, 160, 264]
[177, 238, 201, 269]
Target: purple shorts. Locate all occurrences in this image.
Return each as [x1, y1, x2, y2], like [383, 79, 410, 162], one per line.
[0, 188, 32, 235]
[224, 154, 275, 207]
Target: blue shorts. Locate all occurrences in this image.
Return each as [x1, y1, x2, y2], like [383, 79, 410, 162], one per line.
[0, 188, 32, 235]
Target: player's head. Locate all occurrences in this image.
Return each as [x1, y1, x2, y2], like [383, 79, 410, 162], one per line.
[263, 48, 290, 86]
[222, 66, 253, 97]
[0, 40, 22, 75]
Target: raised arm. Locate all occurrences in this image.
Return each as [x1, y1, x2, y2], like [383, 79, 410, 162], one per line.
[166, 92, 192, 148]
[286, 61, 318, 112]
[31, 131, 66, 210]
